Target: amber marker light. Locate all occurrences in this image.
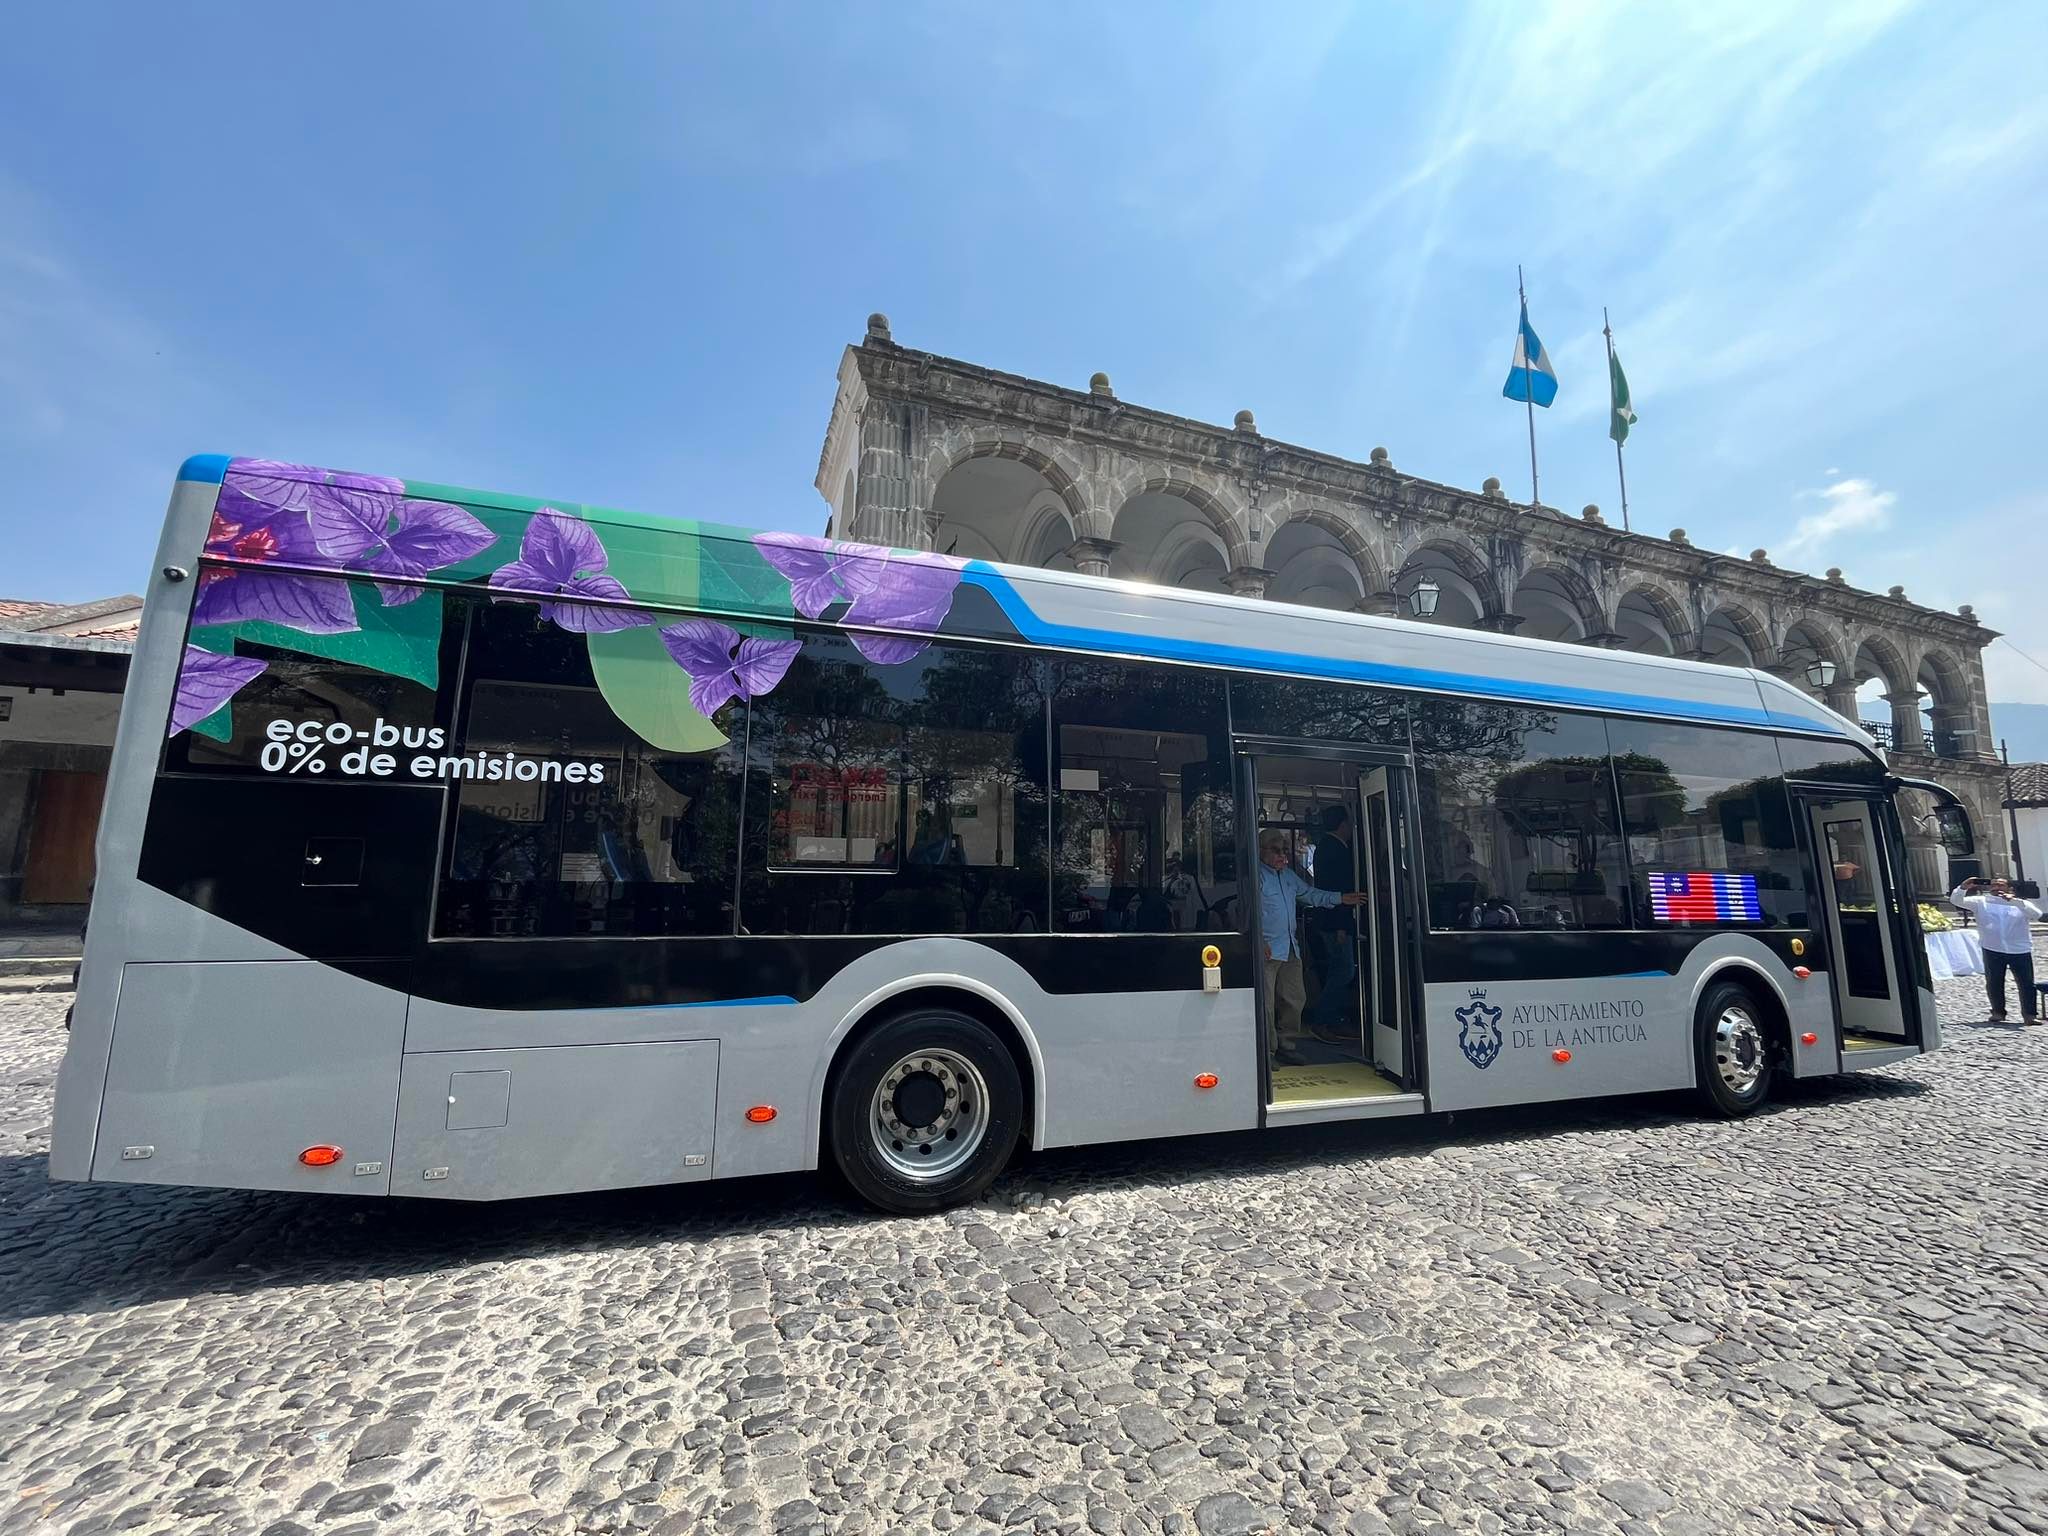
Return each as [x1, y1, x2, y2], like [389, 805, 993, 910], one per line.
[1194, 1073, 1219, 1090]
[1801, 1032, 1819, 1046]
[298, 1145, 344, 1167]
[1790, 937, 1807, 957]
[745, 1105, 777, 1124]
[1551, 1049, 1571, 1063]
[1200, 945, 1222, 968]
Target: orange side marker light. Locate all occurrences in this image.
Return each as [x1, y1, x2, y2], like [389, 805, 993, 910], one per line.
[298, 1144, 344, 1167]
[744, 1105, 778, 1124]
[1551, 1049, 1571, 1063]
[1194, 1073, 1219, 1090]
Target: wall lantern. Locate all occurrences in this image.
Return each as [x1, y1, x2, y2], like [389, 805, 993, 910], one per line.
[1408, 578, 1441, 619]
[1805, 658, 1837, 689]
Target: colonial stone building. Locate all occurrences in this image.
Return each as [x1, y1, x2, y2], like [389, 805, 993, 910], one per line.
[815, 314, 2005, 872]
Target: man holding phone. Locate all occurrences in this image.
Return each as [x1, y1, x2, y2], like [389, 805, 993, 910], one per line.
[1950, 876, 2043, 1024]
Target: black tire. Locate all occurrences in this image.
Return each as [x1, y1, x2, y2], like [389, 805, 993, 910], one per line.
[1692, 978, 1775, 1118]
[827, 1008, 1024, 1214]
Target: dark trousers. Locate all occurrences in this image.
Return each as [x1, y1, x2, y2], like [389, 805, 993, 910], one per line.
[1985, 948, 2037, 1019]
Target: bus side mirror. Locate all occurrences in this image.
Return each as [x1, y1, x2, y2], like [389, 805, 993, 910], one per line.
[1934, 804, 1974, 857]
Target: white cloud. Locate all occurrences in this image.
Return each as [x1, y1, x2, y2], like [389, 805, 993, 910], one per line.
[1777, 476, 1897, 564]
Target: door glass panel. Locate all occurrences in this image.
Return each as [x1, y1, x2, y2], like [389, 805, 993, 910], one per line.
[1824, 817, 1891, 1000]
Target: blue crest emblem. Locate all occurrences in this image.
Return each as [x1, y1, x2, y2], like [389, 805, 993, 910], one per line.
[1455, 988, 1504, 1070]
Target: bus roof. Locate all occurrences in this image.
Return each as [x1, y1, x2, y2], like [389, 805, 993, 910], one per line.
[178, 454, 1872, 746]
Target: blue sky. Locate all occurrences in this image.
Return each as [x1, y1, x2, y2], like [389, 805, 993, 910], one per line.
[4, 3, 2046, 704]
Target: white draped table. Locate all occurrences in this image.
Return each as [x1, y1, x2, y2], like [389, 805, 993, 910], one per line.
[1925, 928, 1983, 979]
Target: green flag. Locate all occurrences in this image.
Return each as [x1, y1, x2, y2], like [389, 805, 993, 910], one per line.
[1609, 347, 1636, 444]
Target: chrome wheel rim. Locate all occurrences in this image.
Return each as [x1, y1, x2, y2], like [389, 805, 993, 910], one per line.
[870, 1049, 989, 1181]
[1713, 1005, 1766, 1096]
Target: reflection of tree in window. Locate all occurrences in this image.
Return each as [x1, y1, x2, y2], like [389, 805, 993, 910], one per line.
[744, 635, 1051, 935]
[1230, 677, 1408, 745]
[434, 600, 748, 939]
[1052, 660, 1235, 933]
[1413, 702, 1626, 930]
[1608, 719, 1805, 927]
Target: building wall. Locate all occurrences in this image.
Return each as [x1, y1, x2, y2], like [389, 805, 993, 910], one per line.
[818, 319, 2009, 871]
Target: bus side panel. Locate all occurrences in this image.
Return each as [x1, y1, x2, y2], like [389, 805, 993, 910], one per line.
[1422, 935, 1824, 1112]
[52, 470, 226, 1182]
[391, 1041, 718, 1200]
[90, 960, 406, 1194]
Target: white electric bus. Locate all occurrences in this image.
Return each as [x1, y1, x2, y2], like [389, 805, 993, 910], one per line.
[49, 455, 1971, 1212]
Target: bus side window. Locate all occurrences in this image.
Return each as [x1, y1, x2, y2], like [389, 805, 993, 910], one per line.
[1050, 660, 1236, 933]
[740, 633, 1051, 936]
[433, 599, 748, 939]
[1412, 701, 1626, 931]
[1609, 720, 1805, 928]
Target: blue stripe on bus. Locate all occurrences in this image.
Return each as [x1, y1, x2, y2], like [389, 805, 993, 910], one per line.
[661, 995, 798, 1008]
[962, 563, 1850, 739]
[177, 453, 232, 485]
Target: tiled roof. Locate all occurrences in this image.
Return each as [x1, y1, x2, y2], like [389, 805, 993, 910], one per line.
[0, 594, 145, 638]
[2006, 762, 2048, 807]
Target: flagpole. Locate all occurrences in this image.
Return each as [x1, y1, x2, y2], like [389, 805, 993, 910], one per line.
[1604, 306, 1631, 532]
[1519, 265, 1540, 508]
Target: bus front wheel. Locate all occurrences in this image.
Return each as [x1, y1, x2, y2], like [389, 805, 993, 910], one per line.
[827, 1008, 1024, 1214]
[1693, 979, 1775, 1118]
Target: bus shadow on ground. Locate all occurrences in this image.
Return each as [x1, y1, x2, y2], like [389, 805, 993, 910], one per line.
[0, 1072, 1927, 1325]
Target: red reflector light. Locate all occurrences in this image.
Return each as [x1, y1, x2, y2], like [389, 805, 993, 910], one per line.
[1194, 1073, 1219, 1090]
[1801, 1032, 1819, 1046]
[745, 1105, 777, 1124]
[298, 1144, 343, 1167]
[1551, 1049, 1571, 1063]
[1793, 966, 1811, 979]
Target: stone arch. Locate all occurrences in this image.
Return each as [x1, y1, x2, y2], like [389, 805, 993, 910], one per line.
[1509, 562, 1603, 643]
[1014, 494, 1080, 571]
[1851, 632, 1912, 737]
[1779, 616, 1849, 695]
[1613, 582, 1692, 656]
[1109, 474, 1252, 571]
[1697, 601, 1773, 668]
[1264, 507, 1388, 601]
[1394, 536, 1501, 627]
[1916, 645, 1977, 757]
[929, 437, 1092, 568]
[1851, 632, 1911, 695]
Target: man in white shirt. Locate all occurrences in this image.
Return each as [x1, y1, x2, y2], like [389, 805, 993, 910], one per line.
[1950, 876, 2043, 1024]
[1258, 829, 1366, 1064]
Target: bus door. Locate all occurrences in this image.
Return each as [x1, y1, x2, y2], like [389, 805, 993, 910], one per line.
[1804, 796, 1909, 1042]
[1358, 765, 1412, 1079]
[1247, 750, 1422, 1114]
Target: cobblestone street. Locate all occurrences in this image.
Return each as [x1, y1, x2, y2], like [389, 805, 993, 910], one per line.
[2, 955, 2044, 1536]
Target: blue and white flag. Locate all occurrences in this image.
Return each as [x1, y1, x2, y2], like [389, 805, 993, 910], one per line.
[1502, 301, 1558, 408]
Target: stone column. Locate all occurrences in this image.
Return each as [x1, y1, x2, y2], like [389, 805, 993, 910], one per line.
[1224, 567, 1274, 600]
[1925, 705, 1980, 761]
[1355, 589, 1403, 618]
[856, 399, 924, 548]
[1884, 689, 1927, 753]
[1471, 613, 1527, 635]
[1823, 683, 1859, 721]
[1066, 538, 1121, 579]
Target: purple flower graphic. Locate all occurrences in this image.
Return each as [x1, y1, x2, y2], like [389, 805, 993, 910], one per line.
[660, 619, 801, 716]
[192, 460, 495, 629]
[168, 646, 267, 736]
[304, 480, 496, 607]
[191, 482, 359, 632]
[488, 507, 651, 633]
[752, 533, 964, 664]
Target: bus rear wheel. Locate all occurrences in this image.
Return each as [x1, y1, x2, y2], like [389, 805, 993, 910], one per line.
[827, 1008, 1024, 1214]
[1693, 979, 1774, 1118]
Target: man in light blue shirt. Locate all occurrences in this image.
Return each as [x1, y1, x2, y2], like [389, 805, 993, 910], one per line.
[1259, 828, 1366, 1064]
